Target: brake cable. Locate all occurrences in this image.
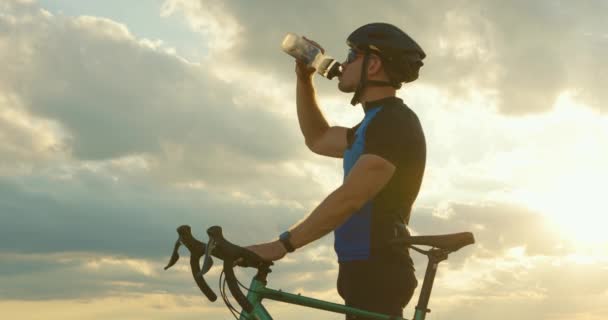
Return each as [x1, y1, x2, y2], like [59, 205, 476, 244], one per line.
[220, 270, 251, 320]
[236, 275, 264, 295]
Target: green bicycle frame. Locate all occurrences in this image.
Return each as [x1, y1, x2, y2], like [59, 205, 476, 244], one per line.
[167, 225, 470, 319]
[235, 248, 448, 320]
[238, 277, 410, 320]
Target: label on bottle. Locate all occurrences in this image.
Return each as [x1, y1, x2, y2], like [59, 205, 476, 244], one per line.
[281, 33, 320, 65]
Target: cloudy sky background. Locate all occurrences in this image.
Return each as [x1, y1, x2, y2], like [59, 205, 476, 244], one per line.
[1, 0, 607, 319]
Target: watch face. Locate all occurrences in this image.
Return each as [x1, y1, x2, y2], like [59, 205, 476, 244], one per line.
[280, 232, 295, 252]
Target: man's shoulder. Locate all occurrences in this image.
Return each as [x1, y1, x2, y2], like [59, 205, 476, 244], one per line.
[369, 102, 422, 134]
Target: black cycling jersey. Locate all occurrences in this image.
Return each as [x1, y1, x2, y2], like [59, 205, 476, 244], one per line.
[334, 96, 426, 263]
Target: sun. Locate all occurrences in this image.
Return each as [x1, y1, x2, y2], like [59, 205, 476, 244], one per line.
[520, 172, 607, 248]
[510, 95, 608, 250]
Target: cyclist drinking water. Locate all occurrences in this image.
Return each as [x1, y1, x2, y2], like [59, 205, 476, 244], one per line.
[244, 23, 427, 319]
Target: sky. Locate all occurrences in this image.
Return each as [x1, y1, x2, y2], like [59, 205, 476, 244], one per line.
[1, 0, 607, 319]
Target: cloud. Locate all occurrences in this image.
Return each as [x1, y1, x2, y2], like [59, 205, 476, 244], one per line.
[0, 1, 304, 169]
[0, 94, 66, 172]
[0, 163, 320, 260]
[0, 160, 340, 300]
[0, 0, 338, 210]
[406, 200, 579, 274]
[0, 3, 342, 306]
[165, 0, 607, 114]
[408, 89, 608, 250]
[0, 252, 169, 300]
[428, 253, 608, 320]
[0, 293, 228, 320]
[1, 1, 607, 319]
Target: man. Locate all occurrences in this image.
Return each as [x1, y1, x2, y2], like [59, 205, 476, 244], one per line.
[246, 23, 427, 318]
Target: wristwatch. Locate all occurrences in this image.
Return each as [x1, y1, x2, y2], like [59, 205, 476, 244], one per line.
[279, 231, 295, 253]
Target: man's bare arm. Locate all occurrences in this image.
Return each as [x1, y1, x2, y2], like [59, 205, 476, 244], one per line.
[287, 154, 396, 249]
[296, 62, 348, 158]
[296, 74, 329, 146]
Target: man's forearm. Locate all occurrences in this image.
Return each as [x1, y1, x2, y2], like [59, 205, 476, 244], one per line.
[296, 78, 329, 147]
[287, 186, 356, 250]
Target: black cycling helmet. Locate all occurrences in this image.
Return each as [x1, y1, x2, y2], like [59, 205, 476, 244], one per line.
[346, 23, 426, 105]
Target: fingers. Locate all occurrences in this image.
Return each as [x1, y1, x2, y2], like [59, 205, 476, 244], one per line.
[293, 38, 318, 80]
[295, 58, 308, 67]
[295, 60, 315, 80]
[233, 258, 244, 267]
[302, 36, 325, 54]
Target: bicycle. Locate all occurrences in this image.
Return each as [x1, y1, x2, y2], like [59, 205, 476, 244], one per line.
[165, 225, 475, 320]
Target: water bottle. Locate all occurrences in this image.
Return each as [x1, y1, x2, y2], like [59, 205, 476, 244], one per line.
[281, 32, 342, 79]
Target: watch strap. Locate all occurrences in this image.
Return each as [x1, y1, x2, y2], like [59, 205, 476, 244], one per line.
[279, 231, 295, 253]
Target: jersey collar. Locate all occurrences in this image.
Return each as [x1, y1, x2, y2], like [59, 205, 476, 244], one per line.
[362, 96, 402, 113]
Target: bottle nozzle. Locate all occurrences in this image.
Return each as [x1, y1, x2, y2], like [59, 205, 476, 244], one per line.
[281, 33, 341, 80]
[326, 62, 342, 80]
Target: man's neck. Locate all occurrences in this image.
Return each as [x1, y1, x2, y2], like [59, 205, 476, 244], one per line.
[358, 86, 397, 107]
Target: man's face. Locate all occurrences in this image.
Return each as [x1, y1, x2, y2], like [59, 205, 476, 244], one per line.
[338, 48, 364, 93]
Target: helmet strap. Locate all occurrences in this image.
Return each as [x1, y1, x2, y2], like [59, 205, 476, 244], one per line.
[350, 51, 399, 106]
[350, 51, 370, 106]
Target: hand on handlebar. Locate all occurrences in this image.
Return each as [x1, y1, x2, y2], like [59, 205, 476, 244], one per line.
[166, 225, 276, 308]
[237, 241, 287, 265]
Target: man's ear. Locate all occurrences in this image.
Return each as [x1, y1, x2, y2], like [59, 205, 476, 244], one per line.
[367, 55, 384, 77]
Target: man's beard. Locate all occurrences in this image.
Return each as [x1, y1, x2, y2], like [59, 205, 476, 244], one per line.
[338, 80, 356, 93]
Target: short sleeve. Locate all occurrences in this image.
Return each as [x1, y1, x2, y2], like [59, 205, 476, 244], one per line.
[346, 122, 361, 147]
[363, 112, 405, 166]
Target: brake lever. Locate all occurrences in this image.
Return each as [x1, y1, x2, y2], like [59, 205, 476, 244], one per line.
[165, 225, 218, 302]
[198, 237, 215, 277]
[164, 239, 181, 270]
[164, 235, 216, 292]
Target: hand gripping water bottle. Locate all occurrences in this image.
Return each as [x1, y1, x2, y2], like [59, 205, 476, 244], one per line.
[281, 32, 342, 79]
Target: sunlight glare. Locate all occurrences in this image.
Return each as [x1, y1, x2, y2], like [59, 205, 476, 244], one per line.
[513, 94, 608, 249]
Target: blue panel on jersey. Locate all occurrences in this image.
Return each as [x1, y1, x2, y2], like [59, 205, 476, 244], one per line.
[334, 202, 373, 261]
[334, 106, 383, 262]
[342, 106, 382, 176]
